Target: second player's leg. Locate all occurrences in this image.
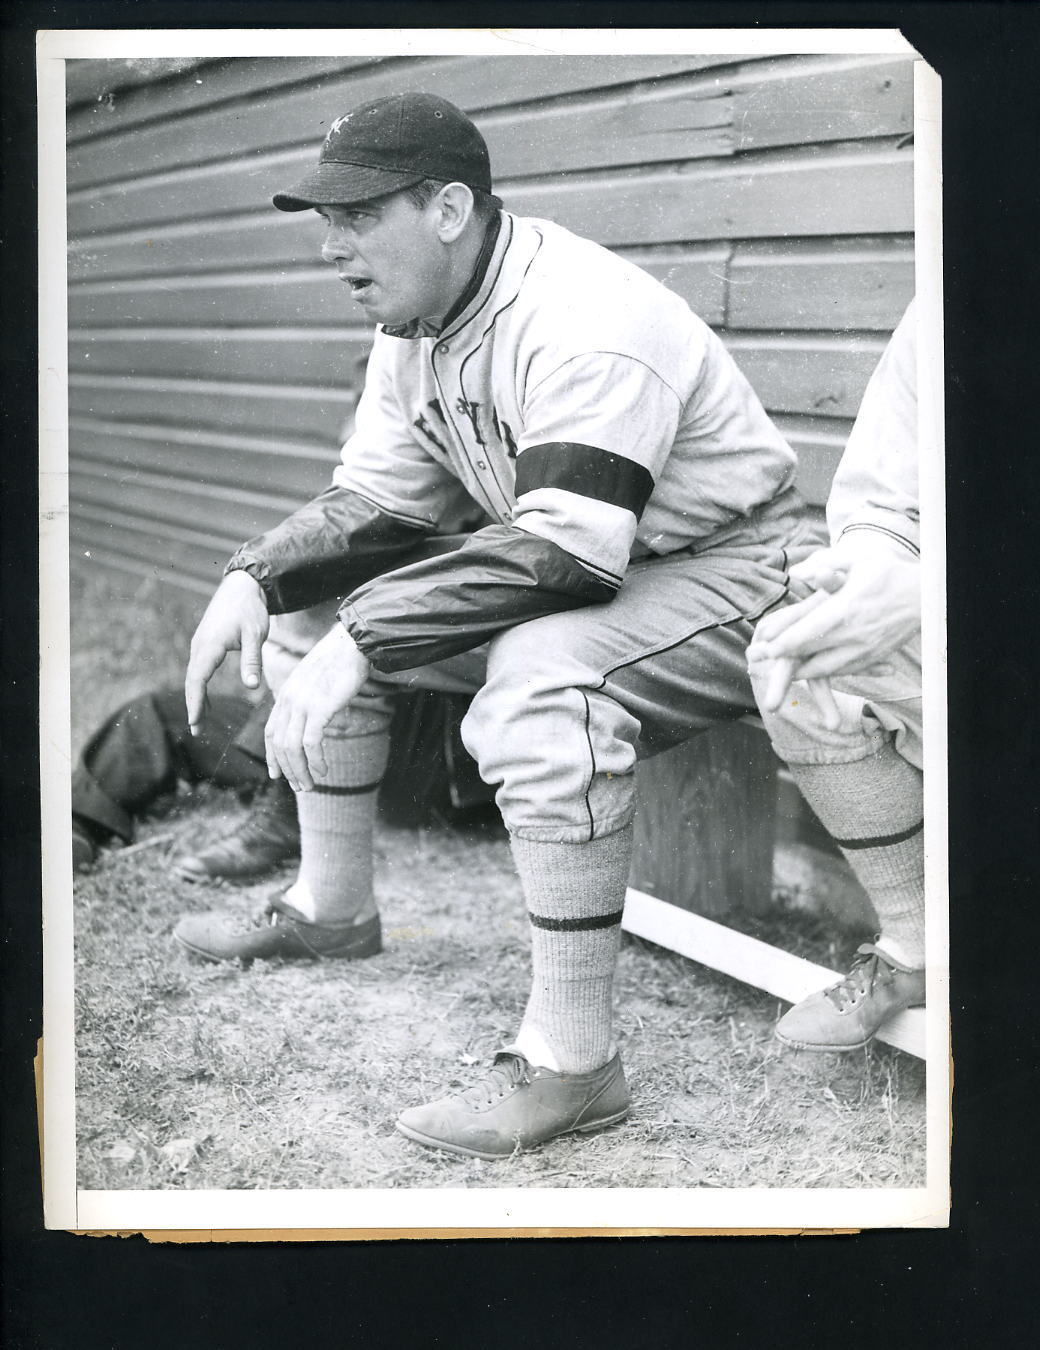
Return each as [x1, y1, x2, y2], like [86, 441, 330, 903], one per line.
[750, 644, 926, 1049]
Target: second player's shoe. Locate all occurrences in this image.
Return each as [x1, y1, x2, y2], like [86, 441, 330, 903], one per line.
[775, 942, 925, 1051]
[395, 1050, 630, 1159]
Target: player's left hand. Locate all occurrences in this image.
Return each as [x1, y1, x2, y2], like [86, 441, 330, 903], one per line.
[748, 539, 919, 713]
[265, 622, 371, 791]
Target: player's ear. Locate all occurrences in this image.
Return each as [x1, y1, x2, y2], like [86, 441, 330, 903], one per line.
[435, 183, 475, 242]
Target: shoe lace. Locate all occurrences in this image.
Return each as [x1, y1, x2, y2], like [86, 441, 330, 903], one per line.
[824, 944, 896, 1013]
[222, 898, 295, 936]
[456, 1053, 529, 1109]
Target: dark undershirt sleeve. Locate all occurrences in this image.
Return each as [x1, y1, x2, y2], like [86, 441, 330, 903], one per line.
[225, 484, 435, 615]
[338, 523, 617, 672]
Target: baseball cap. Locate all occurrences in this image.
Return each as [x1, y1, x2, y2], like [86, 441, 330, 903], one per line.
[273, 92, 500, 212]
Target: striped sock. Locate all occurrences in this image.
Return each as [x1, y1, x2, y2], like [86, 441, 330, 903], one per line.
[286, 712, 390, 926]
[510, 825, 632, 1074]
[787, 747, 926, 967]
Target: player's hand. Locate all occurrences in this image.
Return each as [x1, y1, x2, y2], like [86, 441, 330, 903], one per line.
[185, 571, 270, 734]
[748, 538, 919, 712]
[264, 622, 372, 792]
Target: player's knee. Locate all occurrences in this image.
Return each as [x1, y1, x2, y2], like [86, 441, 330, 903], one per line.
[461, 650, 566, 782]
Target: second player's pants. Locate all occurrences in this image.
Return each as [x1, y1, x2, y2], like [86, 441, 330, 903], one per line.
[749, 636, 923, 772]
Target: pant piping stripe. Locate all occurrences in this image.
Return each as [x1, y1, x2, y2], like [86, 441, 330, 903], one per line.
[832, 819, 924, 850]
[597, 588, 786, 684]
[579, 689, 597, 842]
[311, 779, 383, 797]
[528, 909, 625, 932]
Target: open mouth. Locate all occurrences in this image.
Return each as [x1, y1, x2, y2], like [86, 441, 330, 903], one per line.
[345, 276, 373, 297]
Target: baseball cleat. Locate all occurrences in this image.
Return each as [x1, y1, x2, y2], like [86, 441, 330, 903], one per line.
[775, 943, 925, 1051]
[175, 779, 299, 883]
[173, 892, 381, 964]
[395, 1050, 630, 1159]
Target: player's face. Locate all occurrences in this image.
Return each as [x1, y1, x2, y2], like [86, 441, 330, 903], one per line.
[317, 192, 455, 327]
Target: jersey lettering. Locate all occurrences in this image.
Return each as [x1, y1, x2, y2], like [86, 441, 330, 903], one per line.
[413, 399, 450, 455]
[455, 397, 486, 447]
[491, 408, 519, 458]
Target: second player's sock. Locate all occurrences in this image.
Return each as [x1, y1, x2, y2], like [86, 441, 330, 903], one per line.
[509, 825, 632, 1074]
[786, 746, 926, 967]
[286, 712, 390, 926]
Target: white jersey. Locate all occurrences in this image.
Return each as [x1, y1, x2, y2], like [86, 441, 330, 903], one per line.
[233, 211, 809, 670]
[828, 299, 918, 557]
[335, 213, 798, 591]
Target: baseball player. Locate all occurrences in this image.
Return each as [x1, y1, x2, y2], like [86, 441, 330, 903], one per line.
[747, 301, 925, 1050]
[179, 92, 821, 1159]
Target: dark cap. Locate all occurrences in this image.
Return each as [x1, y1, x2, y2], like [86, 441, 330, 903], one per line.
[273, 92, 499, 212]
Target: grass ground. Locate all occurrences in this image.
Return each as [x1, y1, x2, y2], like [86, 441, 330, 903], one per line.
[71, 568, 926, 1191]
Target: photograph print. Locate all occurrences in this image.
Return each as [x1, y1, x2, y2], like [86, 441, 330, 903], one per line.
[41, 29, 948, 1234]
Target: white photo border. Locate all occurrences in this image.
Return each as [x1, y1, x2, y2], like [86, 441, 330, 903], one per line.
[39, 25, 948, 1235]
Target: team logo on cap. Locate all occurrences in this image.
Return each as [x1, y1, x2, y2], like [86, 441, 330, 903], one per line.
[323, 112, 354, 150]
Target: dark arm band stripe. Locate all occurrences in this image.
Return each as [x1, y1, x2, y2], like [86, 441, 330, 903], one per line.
[527, 909, 625, 932]
[831, 819, 923, 850]
[515, 442, 655, 517]
[312, 779, 383, 796]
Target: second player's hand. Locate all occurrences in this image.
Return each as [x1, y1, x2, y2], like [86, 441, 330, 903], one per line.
[748, 539, 919, 711]
[265, 622, 372, 791]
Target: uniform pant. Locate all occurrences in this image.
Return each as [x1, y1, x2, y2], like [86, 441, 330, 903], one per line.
[750, 637, 923, 772]
[265, 491, 821, 844]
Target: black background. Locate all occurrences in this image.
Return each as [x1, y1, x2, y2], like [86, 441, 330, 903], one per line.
[3, 3, 1038, 1345]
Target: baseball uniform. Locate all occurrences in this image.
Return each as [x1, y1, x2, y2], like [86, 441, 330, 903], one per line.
[228, 211, 821, 842]
[752, 300, 922, 771]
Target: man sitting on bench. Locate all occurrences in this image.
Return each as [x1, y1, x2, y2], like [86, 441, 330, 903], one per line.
[748, 300, 926, 1051]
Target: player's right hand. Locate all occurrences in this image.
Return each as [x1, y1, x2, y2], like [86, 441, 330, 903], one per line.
[184, 570, 270, 735]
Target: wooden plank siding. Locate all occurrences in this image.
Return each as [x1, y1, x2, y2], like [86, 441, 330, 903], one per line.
[67, 49, 914, 593]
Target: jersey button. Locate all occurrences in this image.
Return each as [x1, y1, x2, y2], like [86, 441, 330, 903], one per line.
[476, 460, 487, 470]
[437, 342, 450, 355]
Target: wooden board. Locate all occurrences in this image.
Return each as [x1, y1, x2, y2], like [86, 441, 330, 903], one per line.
[730, 236, 914, 331]
[69, 373, 357, 442]
[631, 723, 779, 920]
[67, 141, 912, 282]
[66, 56, 913, 236]
[729, 54, 914, 150]
[724, 332, 888, 419]
[622, 888, 926, 1059]
[504, 142, 913, 247]
[68, 328, 372, 384]
[67, 54, 727, 188]
[772, 414, 854, 507]
[71, 498, 243, 564]
[67, 91, 732, 234]
[66, 56, 372, 131]
[71, 464, 295, 541]
[70, 419, 339, 499]
[68, 246, 729, 328]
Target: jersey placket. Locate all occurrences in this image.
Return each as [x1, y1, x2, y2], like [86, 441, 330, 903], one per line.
[429, 334, 516, 524]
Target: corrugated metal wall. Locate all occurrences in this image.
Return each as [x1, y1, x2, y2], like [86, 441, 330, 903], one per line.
[67, 53, 914, 595]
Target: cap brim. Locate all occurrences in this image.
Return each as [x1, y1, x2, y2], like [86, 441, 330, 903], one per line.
[272, 162, 428, 212]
